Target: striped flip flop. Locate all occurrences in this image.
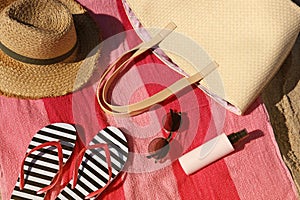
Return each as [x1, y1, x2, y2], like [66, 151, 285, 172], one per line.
[58, 126, 129, 199]
[11, 124, 129, 200]
[11, 123, 77, 200]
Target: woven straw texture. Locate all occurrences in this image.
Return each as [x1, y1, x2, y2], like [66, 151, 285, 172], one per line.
[0, 0, 101, 98]
[125, 0, 300, 114]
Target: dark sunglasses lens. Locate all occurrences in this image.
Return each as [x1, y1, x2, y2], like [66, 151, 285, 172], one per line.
[147, 137, 170, 162]
[163, 110, 181, 132]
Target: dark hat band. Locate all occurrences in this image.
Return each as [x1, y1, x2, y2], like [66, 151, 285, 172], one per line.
[0, 40, 78, 65]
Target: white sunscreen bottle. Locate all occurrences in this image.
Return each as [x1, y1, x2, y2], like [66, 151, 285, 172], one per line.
[178, 129, 248, 175]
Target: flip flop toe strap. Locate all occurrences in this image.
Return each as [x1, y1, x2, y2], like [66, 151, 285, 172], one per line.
[19, 141, 64, 194]
[73, 143, 113, 199]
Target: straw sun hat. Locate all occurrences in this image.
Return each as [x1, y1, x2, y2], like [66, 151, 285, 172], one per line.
[0, 0, 101, 98]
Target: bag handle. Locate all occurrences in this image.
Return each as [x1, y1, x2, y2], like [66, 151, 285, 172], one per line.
[96, 22, 218, 117]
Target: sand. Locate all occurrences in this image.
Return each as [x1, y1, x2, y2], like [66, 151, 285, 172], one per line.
[262, 35, 300, 195]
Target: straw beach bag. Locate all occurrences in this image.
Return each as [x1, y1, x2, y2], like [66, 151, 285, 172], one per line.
[123, 0, 300, 114]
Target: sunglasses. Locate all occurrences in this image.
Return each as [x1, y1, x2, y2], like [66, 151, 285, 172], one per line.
[147, 109, 182, 163]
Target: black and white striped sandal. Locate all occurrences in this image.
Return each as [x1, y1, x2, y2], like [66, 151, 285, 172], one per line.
[10, 123, 129, 200]
[69, 126, 129, 199]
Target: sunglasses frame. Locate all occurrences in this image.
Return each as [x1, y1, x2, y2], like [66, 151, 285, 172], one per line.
[147, 109, 182, 162]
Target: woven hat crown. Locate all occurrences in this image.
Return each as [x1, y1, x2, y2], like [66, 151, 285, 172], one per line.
[0, 0, 101, 98]
[0, 0, 77, 63]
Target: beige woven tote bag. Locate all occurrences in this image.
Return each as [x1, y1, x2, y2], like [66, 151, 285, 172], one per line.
[124, 0, 300, 114]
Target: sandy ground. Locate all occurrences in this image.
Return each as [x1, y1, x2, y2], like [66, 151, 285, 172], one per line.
[262, 35, 300, 195]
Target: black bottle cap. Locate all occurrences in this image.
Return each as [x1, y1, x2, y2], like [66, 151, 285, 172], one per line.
[228, 129, 249, 146]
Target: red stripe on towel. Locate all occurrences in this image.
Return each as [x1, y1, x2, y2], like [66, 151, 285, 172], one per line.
[116, 2, 241, 199]
[43, 94, 75, 123]
[171, 88, 241, 200]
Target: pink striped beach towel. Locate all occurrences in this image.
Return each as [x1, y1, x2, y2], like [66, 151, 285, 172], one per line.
[0, 0, 298, 199]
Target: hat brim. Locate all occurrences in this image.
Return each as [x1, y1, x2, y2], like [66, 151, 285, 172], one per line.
[0, 0, 102, 98]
